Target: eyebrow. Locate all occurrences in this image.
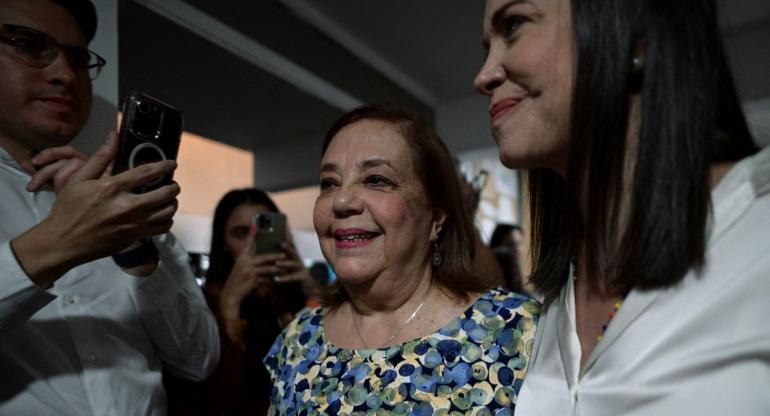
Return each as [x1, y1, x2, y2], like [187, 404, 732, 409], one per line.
[359, 157, 393, 171]
[319, 157, 394, 174]
[483, 0, 530, 49]
[491, 0, 528, 29]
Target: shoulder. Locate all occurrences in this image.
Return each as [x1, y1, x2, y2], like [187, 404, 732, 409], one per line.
[436, 287, 540, 347]
[264, 307, 324, 368]
[473, 287, 542, 320]
[281, 306, 324, 342]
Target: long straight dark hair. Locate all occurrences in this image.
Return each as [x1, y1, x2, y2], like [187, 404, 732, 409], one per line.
[528, 0, 759, 303]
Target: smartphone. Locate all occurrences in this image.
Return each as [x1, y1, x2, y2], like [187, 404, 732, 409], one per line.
[112, 91, 183, 193]
[253, 212, 288, 255]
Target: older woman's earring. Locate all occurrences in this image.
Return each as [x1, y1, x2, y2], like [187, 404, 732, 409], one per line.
[432, 241, 442, 267]
[632, 56, 645, 74]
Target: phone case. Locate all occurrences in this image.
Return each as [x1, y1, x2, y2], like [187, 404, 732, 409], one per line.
[113, 91, 183, 193]
[254, 212, 288, 255]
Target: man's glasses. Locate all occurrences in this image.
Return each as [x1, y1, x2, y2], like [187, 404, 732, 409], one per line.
[0, 24, 106, 80]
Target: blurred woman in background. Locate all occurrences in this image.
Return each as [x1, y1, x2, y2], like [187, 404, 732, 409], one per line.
[167, 188, 321, 415]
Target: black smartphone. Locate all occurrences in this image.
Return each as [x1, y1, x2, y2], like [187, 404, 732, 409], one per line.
[254, 212, 288, 255]
[112, 91, 183, 193]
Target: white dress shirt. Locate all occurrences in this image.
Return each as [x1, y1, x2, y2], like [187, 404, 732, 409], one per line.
[516, 146, 770, 416]
[0, 148, 220, 416]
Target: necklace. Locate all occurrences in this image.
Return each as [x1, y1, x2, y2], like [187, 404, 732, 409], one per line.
[571, 257, 629, 342]
[351, 284, 433, 349]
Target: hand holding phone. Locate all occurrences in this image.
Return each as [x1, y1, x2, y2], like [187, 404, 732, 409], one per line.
[112, 91, 183, 193]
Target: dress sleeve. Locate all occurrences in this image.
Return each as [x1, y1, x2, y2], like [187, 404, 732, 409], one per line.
[126, 233, 221, 381]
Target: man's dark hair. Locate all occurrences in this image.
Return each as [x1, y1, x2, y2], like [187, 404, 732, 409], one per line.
[50, 0, 98, 42]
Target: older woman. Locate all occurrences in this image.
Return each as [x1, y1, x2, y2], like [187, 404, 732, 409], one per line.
[264, 104, 540, 415]
[475, 0, 770, 414]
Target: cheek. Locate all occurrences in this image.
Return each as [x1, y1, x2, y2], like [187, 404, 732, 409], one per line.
[224, 236, 245, 256]
[75, 83, 93, 121]
[312, 196, 328, 235]
[383, 196, 430, 238]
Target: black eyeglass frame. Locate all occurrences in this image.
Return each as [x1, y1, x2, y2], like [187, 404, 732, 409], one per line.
[0, 23, 106, 80]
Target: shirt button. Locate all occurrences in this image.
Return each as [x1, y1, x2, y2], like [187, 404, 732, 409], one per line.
[66, 296, 76, 305]
[85, 353, 97, 362]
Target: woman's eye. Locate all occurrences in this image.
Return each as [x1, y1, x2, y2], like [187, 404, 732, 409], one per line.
[365, 175, 392, 187]
[319, 178, 337, 190]
[231, 227, 249, 240]
[501, 15, 526, 39]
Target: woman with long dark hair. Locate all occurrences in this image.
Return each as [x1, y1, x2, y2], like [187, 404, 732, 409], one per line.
[167, 188, 321, 415]
[475, 0, 769, 413]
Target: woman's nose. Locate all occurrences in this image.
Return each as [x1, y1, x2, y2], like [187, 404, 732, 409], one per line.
[332, 184, 364, 216]
[474, 53, 505, 95]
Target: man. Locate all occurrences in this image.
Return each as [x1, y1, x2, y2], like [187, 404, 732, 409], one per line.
[0, 0, 219, 414]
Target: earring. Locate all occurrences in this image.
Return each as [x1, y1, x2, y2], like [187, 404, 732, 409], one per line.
[432, 241, 442, 267]
[632, 56, 644, 74]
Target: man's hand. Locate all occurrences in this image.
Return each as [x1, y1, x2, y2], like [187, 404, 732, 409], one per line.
[22, 146, 88, 194]
[10, 132, 180, 288]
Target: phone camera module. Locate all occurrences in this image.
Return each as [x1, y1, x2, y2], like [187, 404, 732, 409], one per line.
[257, 214, 272, 229]
[136, 99, 153, 114]
[130, 100, 162, 140]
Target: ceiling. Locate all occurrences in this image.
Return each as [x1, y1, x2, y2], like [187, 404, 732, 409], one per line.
[118, 0, 770, 191]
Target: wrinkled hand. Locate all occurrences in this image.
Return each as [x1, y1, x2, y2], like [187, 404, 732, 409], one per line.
[10, 132, 179, 287]
[22, 145, 88, 194]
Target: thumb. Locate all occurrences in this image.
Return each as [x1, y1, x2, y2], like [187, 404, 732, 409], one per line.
[69, 132, 119, 183]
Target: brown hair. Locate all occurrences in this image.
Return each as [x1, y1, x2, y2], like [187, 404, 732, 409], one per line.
[319, 104, 491, 309]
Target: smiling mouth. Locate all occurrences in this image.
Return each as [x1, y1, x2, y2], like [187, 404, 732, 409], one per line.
[490, 99, 521, 124]
[335, 233, 379, 242]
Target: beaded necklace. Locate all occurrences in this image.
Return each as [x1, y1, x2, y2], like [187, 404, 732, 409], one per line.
[571, 257, 629, 341]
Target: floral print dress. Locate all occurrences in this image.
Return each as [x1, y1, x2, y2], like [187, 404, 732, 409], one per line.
[264, 288, 540, 415]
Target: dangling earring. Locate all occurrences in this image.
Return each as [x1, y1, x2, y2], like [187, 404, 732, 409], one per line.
[632, 56, 644, 74]
[432, 241, 442, 267]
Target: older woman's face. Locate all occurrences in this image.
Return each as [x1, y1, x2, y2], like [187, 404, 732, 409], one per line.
[474, 0, 575, 175]
[314, 119, 442, 286]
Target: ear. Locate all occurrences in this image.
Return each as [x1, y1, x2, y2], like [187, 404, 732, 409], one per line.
[431, 211, 448, 242]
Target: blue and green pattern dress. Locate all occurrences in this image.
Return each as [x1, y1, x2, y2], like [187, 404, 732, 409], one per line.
[264, 288, 540, 415]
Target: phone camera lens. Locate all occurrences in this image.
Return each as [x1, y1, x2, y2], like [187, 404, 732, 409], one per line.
[258, 215, 271, 229]
[137, 100, 152, 114]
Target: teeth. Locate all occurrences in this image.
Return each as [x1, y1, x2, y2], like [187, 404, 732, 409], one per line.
[338, 233, 376, 241]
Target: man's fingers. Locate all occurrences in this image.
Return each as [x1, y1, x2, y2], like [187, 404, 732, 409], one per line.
[30, 146, 87, 166]
[115, 160, 177, 193]
[26, 159, 66, 192]
[69, 132, 119, 183]
[52, 159, 86, 194]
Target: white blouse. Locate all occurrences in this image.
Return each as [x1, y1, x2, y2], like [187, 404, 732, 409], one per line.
[516, 146, 770, 416]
